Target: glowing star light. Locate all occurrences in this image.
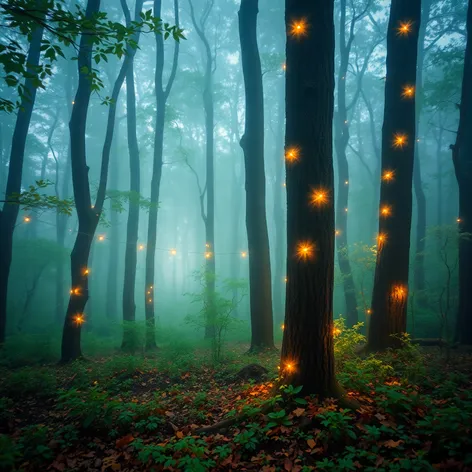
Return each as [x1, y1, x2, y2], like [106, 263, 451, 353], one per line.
[310, 188, 329, 207]
[240, 251, 247, 258]
[393, 133, 408, 149]
[335, 229, 341, 236]
[382, 170, 395, 182]
[402, 85, 415, 99]
[170, 248, 177, 256]
[98, 234, 105, 242]
[380, 205, 392, 218]
[83, 268, 90, 276]
[397, 20, 413, 36]
[205, 251, 212, 259]
[138, 244, 145, 251]
[296, 241, 315, 261]
[74, 314, 85, 326]
[333, 327, 342, 338]
[290, 19, 308, 37]
[284, 361, 296, 372]
[377, 232, 387, 250]
[285, 146, 300, 164]
[281, 324, 285, 331]
[23, 216, 31, 223]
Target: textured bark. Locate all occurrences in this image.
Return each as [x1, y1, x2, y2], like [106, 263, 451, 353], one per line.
[122, 2, 143, 351]
[0, 8, 46, 344]
[239, 0, 275, 351]
[368, 0, 421, 351]
[281, 0, 338, 397]
[145, 0, 180, 349]
[453, 0, 472, 345]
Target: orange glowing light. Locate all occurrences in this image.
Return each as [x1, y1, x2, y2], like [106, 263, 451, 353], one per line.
[70, 287, 81, 296]
[205, 251, 212, 259]
[382, 170, 395, 182]
[296, 241, 315, 261]
[392, 285, 408, 302]
[366, 309, 372, 315]
[397, 20, 413, 36]
[393, 133, 408, 149]
[380, 205, 392, 218]
[377, 232, 387, 249]
[290, 19, 308, 37]
[23, 216, 31, 223]
[457, 217, 462, 223]
[284, 276, 288, 283]
[281, 324, 285, 330]
[402, 85, 415, 99]
[310, 188, 329, 207]
[335, 229, 341, 236]
[282, 63, 286, 71]
[241, 251, 247, 258]
[170, 248, 177, 256]
[74, 314, 85, 325]
[285, 146, 300, 164]
[285, 361, 296, 372]
[83, 268, 90, 276]
[98, 234, 105, 241]
[333, 327, 342, 337]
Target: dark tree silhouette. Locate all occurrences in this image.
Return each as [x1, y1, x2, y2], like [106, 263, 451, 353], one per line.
[144, 0, 180, 350]
[368, 0, 421, 351]
[0, 6, 46, 344]
[453, 0, 472, 345]
[238, 0, 275, 351]
[281, 0, 339, 397]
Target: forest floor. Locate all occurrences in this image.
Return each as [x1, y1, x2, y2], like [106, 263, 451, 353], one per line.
[1, 331, 472, 471]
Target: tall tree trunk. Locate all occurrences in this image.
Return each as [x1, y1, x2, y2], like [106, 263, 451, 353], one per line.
[188, 0, 216, 339]
[334, 0, 359, 326]
[272, 78, 285, 326]
[368, 0, 421, 351]
[239, 0, 275, 351]
[122, 0, 143, 351]
[0, 7, 46, 344]
[61, 0, 141, 361]
[452, 0, 472, 345]
[145, 0, 180, 350]
[413, 0, 431, 303]
[281, 0, 338, 397]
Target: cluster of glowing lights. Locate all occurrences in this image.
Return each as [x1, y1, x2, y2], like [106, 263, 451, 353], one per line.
[380, 205, 392, 218]
[290, 19, 308, 37]
[70, 287, 81, 296]
[393, 133, 408, 149]
[310, 189, 329, 207]
[382, 170, 395, 182]
[74, 314, 85, 325]
[402, 85, 415, 99]
[23, 216, 31, 223]
[397, 20, 413, 36]
[285, 147, 300, 164]
[296, 241, 315, 261]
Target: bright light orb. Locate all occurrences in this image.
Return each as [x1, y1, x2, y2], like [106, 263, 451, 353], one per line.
[392, 285, 408, 302]
[333, 327, 342, 338]
[241, 251, 247, 258]
[397, 20, 413, 36]
[309, 188, 329, 207]
[296, 241, 315, 261]
[74, 314, 85, 326]
[377, 232, 387, 250]
[138, 244, 145, 251]
[205, 251, 212, 259]
[23, 216, 31, 223]
[290, 19, 308, 37]
[380, 205, 392, 218]
[98, 234, 105, 242]
[382, 170, 395, 182]
[393, 133, 408, 149]
[285, 147, 300, 164]
[170, 248, 177, 256]
[402, 85, 415, 99]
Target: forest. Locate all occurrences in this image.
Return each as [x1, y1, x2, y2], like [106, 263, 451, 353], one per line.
[0, 0, 471, 470]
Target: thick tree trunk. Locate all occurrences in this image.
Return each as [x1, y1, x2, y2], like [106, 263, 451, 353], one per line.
[0, 10, 45, 344]
[145, 0, 180, 350]
[453, 0, 472, 345]
[122, 6, 141, 350]
[272, 79, 285, 326]
[281, 0, 338, 397]
[334, 0, 358, 327]
[368, 0, 421, 351]
[239, 0, 275, 351]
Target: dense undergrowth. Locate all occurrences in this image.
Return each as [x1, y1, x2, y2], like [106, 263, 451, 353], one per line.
[1, 322, 472, 471]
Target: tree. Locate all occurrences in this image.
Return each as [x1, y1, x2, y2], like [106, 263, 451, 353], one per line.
[187, 0, 216, 339]
[61, 0, 145, 362]
[368, 0, 421, 351]
[280, 0, 339, 397]
[122, 0, 144, 351]
[144, 0, 180, 351]
[452, 0, 472, 345]
[238, 0, 274, 351]
[0, 4, 46, 344]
